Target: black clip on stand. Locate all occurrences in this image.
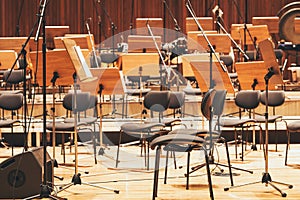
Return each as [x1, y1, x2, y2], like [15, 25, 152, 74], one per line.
[224, 67, 293, 197]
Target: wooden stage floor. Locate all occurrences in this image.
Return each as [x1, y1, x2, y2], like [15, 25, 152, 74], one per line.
[1, 143, 299, 200]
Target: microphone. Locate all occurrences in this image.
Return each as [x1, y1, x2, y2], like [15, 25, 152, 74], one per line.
[264, 67, 275, 81]
[251, 78, 258, 90]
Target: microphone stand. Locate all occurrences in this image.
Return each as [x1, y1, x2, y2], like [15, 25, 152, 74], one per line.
[232, 0, 259, 61]
[92, 0, 103, 49]
[15, 0, 25, 36]
[146, 22, 168, 91]
[85, 19, 100, 68]
[100, 1, 117, 54]
[216, 21, 249, 61]
[163, 0, 183, 91]
[24, 1, 65, 199]
[129, 0, 134, 35]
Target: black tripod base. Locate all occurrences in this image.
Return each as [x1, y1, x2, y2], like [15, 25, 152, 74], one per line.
[224, 173, 293, 197]
[59, 173, 120, 194]
[24, 184, 67, 200]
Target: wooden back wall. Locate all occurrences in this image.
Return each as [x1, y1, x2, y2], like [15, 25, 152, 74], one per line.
[0, 0, 298, 45]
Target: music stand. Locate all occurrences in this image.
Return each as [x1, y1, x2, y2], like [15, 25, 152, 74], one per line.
[80, 67, 124, 159]
[235, 61, 282, 91]
[136, 18, 163, 37]
[0, 50, 19, 70]
[127, 35, 162, 53]
[224, 39, 292, 197]
[0, 37, 30, 53]
[190, 60, 235, 94]
[197, 34, 232, 54]
[54, 34, 93, 51]
[80, 67, 124, 119]
[187, 31, 218, 50]
[252, 17, 279, 34]
[45, 26, 70, 49]
[181, 53, 219, 78]
[29, 49, 77, 163]
[232, 25, 270, 46]
[121, 53, 160, 116]
[59, 38, 119, 194]
[185, 17, 213, 32]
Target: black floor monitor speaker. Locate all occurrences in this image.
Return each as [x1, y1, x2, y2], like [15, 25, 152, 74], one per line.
[0, 147, 53, 199]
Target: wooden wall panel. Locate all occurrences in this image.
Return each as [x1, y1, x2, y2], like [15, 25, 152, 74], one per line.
[0, 0, 299, 47]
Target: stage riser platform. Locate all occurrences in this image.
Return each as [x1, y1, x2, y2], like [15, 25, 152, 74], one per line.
[4, 95, 300, 119]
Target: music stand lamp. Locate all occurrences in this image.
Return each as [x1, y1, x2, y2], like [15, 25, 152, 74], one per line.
[224, 39, 293, 197]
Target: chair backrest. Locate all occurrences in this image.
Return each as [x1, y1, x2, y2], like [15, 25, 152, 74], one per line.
[212, 90, 227, 117]
[235, 90, 260, 110]
[144, 91, 170, 113]
[201, 89, 217, 121]
[63, 92, 91, 113]
[0, 93, 23, 111]
[3, 69, 24, 84]
[168, 91, 185, 110]
[260, 90, 285, 107]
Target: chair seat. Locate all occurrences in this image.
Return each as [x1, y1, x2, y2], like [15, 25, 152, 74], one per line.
[126, 88, 151, 96]
[287, 121, 300, 132]
[221, 118, 256, 127]
[46, 122, 75, 132]
[0, 119, 20, 127]
[121, 122, 164, 133]
[169, 128, 220, 139]
[145, 118, 181, 127]
[64, 117, 97, 124]
[183, 87, 201, 95]
[254, 115, 282, 123]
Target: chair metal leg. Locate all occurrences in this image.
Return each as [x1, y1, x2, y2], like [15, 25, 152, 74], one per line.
[204, 149, 214, 200]
[164, 150, 169, 184]
[186, 152, 190, 190]
[285, 131, 290, 166]
[115, 130, 122, 168]
[153, 146, 161, 200]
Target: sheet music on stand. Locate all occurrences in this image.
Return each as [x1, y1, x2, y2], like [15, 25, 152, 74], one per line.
[63, 38, 96, 82]
[74, 45, 93, 80]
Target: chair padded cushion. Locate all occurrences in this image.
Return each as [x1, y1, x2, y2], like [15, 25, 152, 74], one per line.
[288, 121, 300, 132]
[254, 115, 282, 123]
[121, 122, 164, 133]
[221, 118, 256, 127]
[0, 119, 20, 127]
[46, 122, 75, 131]
[150, 134, 205, 150]
[64, 117, 97, 124]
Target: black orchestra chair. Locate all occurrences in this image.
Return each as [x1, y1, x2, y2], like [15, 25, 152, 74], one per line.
[115, 90, 170, 170]
[2, 69, 24, 90]
[166, 91, 185, 119]
[46, 91, 98, 164]
[0, 93, 24, 156]
[254, 90, 286, 152]
[167, 90, 236, 187]
[285, 121, 300, 165]
[150, 89, 225, 200]
[221, 90, 261, 161]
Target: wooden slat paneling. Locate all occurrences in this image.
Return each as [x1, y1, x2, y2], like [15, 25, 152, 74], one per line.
[0, 0, 298, 47]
